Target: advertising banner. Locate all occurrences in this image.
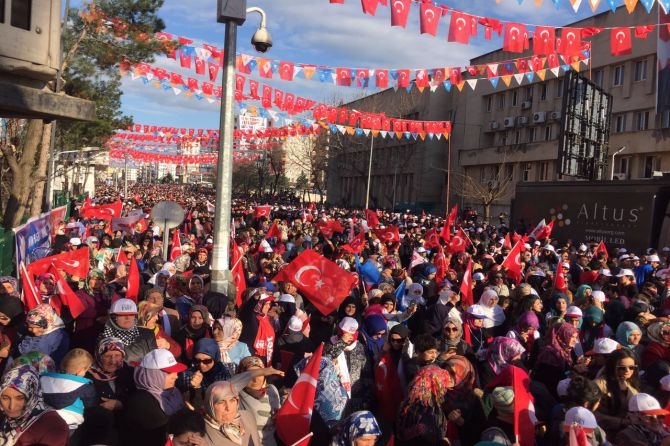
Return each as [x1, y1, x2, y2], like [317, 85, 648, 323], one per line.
[13, 205, 68, 269]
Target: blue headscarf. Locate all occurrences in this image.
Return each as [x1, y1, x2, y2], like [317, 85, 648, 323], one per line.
[362, 314, 387, 358]
[616, 321, 642, 349]
[294, 356, 347, 428]
[334, 410, 382, 446]
[193, 338, 221, 363]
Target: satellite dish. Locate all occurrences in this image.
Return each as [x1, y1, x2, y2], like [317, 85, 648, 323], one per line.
[151, 201, 185, 228]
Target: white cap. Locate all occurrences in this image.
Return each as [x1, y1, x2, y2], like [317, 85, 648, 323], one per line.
[562, 261, 571, 269]
[543, 244, 555, 252]
[632, 256, 640, 261]
[628, 393, 670, 415]
[467, 305, 489, 319]
[564, 407, 598, 431]
[591, 290, 608, 302]
[578, 244, 587, 252]
[618, 254, 630, 261]
[616, 268, 635, 277]
[278, 294, 296, 303]
[534, 241, 541, 246]
[338, 316, 359, 334]
[69, 237, 82, 246]
[417, 247, 426, 253]
[288, 316, 303, 332]
[663, 247, 670, 252]
[659, 374, 670, 392]
[497, 238, 505, 244]
[648, 254, 661, 262]
[618, 248, 628, 254]
[111, 298, 138, 315]
[524, 243, 532, 250]
[586, 338, 620, 355]
[566, 306, 582, 318]
[557, 378, 572, 397]
[140, 349, 187, 373]
[473, 272, 485, 281]
[598, 268, 612, 277]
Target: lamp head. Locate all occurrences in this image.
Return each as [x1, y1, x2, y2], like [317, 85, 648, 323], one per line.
[251, 27, 272, 53]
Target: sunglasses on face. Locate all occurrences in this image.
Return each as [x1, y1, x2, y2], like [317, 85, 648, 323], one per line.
[371, 331, 386, 339]
[389, 337, 404, 344]
[616, 365, 637, 372]
[193, 358, 214, 366]
[444, 327, 459, 332]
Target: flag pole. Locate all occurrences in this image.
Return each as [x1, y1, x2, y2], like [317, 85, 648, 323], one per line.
[446, 135, 452, 214]
[290, 432, 314, 446]
[365, 135, 374, 210]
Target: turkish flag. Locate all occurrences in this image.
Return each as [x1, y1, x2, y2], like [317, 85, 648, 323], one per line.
[364, 209, 380, 228]
[424, 228, 441, 249]
[460, 258, 474, 307]
[273, 250, 355, 316]
[610, 27, 632, 56]
[361, 0, 379, 15]
[254, 205, 272, 219]
[528, 218, 547, 240]
[170, 230, 182, 261]
[390, 0, 411, 27]
[275, 343, 324, 445]
[265, 221, 282, 240]
[535, 220, 554, 241]
[533, 26, 556, 55]
[208, 62, 220, 82]
[557, 27, 581, 56]
[501, 241, 524, 284]
[595, 240, 609, 260]
[231, 240, 246, 307]
[279, 61, 294, 81]
[447, 228, 470, 253]
[316, 220, 344, 239]
[342, 232, 366, 254]
[449, 68, 462, 86]
[397, 69, 410, 88]
[375, 69, 389, 88]
[20, 262, 41, 312]
[419, 3, 443, 36]
[336, 68, 352, 86]
[446, 204, 458, 228]
[555, 261, 568, 292]
[503, 233, 513, 249]
[503, 23, 528, 53]
[448, 11, 473, 44]
[49, 265, 86, 318]
[27, 247, 90, 279]
[126, 259, 140, 303]
[374, 226, 400, 244]
[80, 199, 123, 220]
[117, 248, 129, 265]
[434, 245, 448, 285]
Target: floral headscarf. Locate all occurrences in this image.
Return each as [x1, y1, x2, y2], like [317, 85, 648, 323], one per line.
[486, 337, 526, 375]
[0, 277, 19, 298]
[25, 304, 63, 335]
[34, 274, 55, 297]
[647, 321, 670, 346]
[215, 317, 243, 364]
[616, 321, 643, 349]
[0, 365, 47, 442]
[12, 352, 56, 375]
[89, 337, 126, 382]
[84, 269, 105, 293]
[334, 410, 381, 446]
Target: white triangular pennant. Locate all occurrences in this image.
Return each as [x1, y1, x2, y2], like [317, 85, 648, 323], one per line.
[466, 79, 478, 90]
[513, 73, 525, 85]
[550, 67, 561, 77]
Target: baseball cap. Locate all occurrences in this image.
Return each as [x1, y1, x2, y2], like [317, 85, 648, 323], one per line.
[524, 243, 532, 250]
[417, 247, 426, 253]
[491, 387, 514, 414]
[557, 378, 572, 398]
[543, 244, 555, 252]
[585, 338, 620, 356]
[591, 290, 608, 303]
[86, 236, 99, 244]
[578, 244, 587, 252]
[534, 241, 541, 246]
[648, 254, 661, 262]
[278, 294, 296, 303]
[617, 248, 628, 254]
[287, 316, 303, 332]
[598, 268, 612, 277]
[659, 374, 670, 392]
[618, 254, 630, 261]
[467, 305, 489, 319]
[628, 393, 670, 415]
[339, 317, 359, 334]
[616, 268, 634, 278]
[111, 298, 138, 315]
[69, 237, 82, 246]
[565, 306, 582, 319]
[140, 349, 187, 373]
[564, 407, 598, 432]
[473, 272, 485, 281]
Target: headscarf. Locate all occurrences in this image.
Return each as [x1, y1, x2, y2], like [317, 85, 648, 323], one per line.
[0, 277, 19, 299]
[294, 356, 347, 427]
[12, 352, 56, 375]
[134, 365, 184, 416]
[404, 364, 453, 410]
[334, 410, 382, 446]
[0, 365, 47, 442]
[616, 321, 643, 349]
[574, 284, 593, 303]
[238, 355, 264, 373]
[215, 317, 243, 363]
[362, 314, 387, 358]
[0, 296, 23, 322]
[34, 274, 55, 297]
[647, 321, 670, 346]
[440, 317, 463, 350]
[204, 380, 245, 444]
[486, 337, 526, 375]
[88, 337, 126, 382]
[477, 289, 506, 327]
[193, 338, 222, 363]
[537, 322, 578, 369]
[25, 304, 64, 335]
[84, 269, 105, 294]
[515, 311, 540, 332]
[101, 314, 141, 347]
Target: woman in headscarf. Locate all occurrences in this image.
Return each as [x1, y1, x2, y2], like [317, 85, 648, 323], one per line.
[0, 277, 20, 299]
[275, 315, 314, 388]
[177, 338, 231, 411]
[642, 321, 670, 370]
[12, 352, 56, 375]
[82, 337, 135, 446]
[442, 355, 487, 446]
[74, 268, 119, 352]
[238, 292, 276, 366]
[375, 324, 412, 425]
[438, 317, 473, 361]
[616, 321, 644, 364]
[533, 322, 584, 399]
[0, 364, 69, 446]
[34, 273, 56, 305]
[13, 304, 69, 366]
[138, 301, 182, 359]
[173, 305, 212, 363]
[212, 317, 251, 377]
[147, 270, 170, 295]
[331, 410, 381, 446]
[235, 356, 282, 445]
[187, 275, 206, 305]
[202, 380, 261, 446]
[582, 305, 607, 353]
[506, 310, 540, 365]
[338, 296, 362, 325]
[545, 292, 569, 326]
[121, 349, 186, 446]
[100, 298, 157, 365]
[479, 336, 526, 387]
[0, 295, 24, 370]
[573, 284, 594, 308]
[475, 289, 506, 333]
[361, 314, 388, 363]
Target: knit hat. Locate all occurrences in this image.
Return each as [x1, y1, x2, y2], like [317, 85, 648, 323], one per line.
[491, 386, 515, 414]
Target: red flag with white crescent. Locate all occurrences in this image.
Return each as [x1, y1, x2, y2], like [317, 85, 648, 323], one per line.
[447, 228, 470, 253]
[126, 259, 140, 303]
[446, 204, 459, 228]
[265, 221, 282, 240]
[20, 262, 41, 312]
[595, 240, 609, 261]
[80, 199, 123, 220]
[342, 232, 366, 254]
[275, 343, 323, 446]
[254, 205, 272, 219]
[460, 258, 474, 307]
[364, 209, 380, 228]
[535, 219, 554, 241]
[424, 228, 441, 249]
[501, 240, 524, 284]
[49, 264, 86, 318]
[373, 226, 400, 244]
[231, 240, 246, 307]
[554, 261, 568, 292]
[503, 233, 513, 249]
[27, 247, 90, 279]
[170, 230, 182, 261]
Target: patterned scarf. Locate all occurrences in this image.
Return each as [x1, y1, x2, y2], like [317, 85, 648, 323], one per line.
[486, 337, 526, 375]
[88, 337, 126, 382]
[215, 317, 243, 364]
[101, 317, 141, 347]
[0, 365, 47, 445]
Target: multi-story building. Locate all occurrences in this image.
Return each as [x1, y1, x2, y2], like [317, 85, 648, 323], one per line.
[327, 5, 670, 220]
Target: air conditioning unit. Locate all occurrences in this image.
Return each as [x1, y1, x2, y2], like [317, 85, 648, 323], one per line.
[503, 117, 515, 128]
[517, 116, 529, 126]
[533, 111, 546, 124]
[489, 121, 500, 130]
[550, 111, 561, 120]
[521, 101, 532, 110]
[612, 173, 628, 180]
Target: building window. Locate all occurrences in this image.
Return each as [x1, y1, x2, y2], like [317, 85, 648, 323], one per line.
[515, 130, 521, 144]
[556, 79, 564, 97]
[544, 125, 552, 141]
[614, 114, 627, 133]
[0, 0, 5, 23]
[593, 69, 604, 87]
[523, 163, 532, 182]
[10, 0, 31, 30]
[618, 157, 630, 175]
[498, 94, 505, 110]
[539, 162, 551, 181]
[644, 156, 661, 178]
[506, 165, 514, 181]
[540, 84, 547, 101]
[635, 111, 649, 130]
[634, 60, 647, 82]
[486, 96, 492, 113]
[613, 65, 625, 86]
[498, 132, 508, 145]
[528, 127, 536, 143]
[525, 86, 533, 101]
[512, 90, 519, 107]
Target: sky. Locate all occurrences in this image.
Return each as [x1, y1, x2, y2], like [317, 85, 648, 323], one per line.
[73, 0, 631, 131]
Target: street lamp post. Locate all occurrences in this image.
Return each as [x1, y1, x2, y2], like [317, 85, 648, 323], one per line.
[211, 2, 272, 295]
[47, 147, 102, 209]
[365, 136, 374, 209]
[610, 146, 627, 180]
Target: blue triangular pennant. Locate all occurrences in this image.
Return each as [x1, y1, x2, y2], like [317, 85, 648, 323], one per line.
[443, 80, 452, 92]
[606, 0, 617, 11]
[355, 128, 364, 136]
[389, 70, 398, 80]
[490, 77, 500, 89]
[525, 72, 535, 83]
[659, 0, 669, 12]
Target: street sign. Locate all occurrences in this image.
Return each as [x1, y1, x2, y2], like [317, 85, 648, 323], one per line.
[151, 201, 185, 260]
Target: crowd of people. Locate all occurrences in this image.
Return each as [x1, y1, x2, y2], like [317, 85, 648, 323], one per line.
[2, 182, 670, 446]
